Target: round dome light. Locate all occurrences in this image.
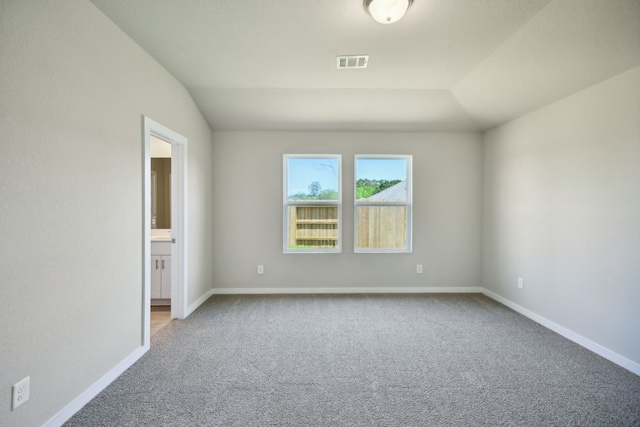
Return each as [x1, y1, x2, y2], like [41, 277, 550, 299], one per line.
[364, 0, 413, 25]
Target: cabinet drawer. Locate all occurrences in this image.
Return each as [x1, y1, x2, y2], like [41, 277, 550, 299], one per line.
[151, 241, 171, 255]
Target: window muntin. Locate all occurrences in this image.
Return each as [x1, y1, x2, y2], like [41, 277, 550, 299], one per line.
[284, 155, 342, 253]
[355, 155, 412, 253]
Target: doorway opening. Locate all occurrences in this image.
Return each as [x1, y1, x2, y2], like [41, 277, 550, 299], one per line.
[143, 116, 188, 349]
[150, 136, 172, 336]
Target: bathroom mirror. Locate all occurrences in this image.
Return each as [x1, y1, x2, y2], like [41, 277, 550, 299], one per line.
[151, 158, 171, 229]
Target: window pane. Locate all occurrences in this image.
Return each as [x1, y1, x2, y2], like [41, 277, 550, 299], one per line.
[287, 206, 338, 250]
[356, 158, 407, 202]
[355, 155, 411, 253]
[284, 155, 341, 253]
[355, 206, 407, 250]
[288, 158, 339, 201]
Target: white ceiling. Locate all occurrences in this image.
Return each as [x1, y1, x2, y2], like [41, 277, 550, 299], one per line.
[90, 0, 640, 132]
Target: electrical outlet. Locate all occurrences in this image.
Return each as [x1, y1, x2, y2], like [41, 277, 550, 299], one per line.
[518, 277, 524, 289]
[257, 265, 264, 275]
[12, 377, 29, 410]
[416, 264, 423, 274]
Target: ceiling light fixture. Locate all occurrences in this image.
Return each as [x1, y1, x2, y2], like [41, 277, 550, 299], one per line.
[364, 0, 413, 25]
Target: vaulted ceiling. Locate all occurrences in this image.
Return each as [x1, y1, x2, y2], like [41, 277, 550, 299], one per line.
[90, 0, 640, 132]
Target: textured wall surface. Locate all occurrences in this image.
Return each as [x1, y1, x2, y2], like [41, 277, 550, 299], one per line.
[0, 1, 213, 425]
[482, 67, 640, 366]
[210, 131, 483, 291]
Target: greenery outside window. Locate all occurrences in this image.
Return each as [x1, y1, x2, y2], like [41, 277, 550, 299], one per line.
[355, 155, 412, 253]
[284, 155, 342, 253]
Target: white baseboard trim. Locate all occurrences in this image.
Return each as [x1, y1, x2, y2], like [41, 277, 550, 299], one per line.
[211, 286, 483, 295]
[43, 345, 148, 427]
[185, 288, 215, 317]
[482, 288, 640, 376]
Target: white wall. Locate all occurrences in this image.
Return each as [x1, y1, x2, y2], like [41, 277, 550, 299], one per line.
[0, 1, 213, 425]
[211, 131, 482, 291]
[482, 67, 640, 367]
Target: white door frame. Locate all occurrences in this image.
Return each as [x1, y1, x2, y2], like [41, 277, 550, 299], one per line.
[142, 116, 188, 349]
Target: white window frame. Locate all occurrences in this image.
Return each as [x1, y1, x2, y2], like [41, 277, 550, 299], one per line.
[283, 154, 342, 254]
[354, 155, 412, 253]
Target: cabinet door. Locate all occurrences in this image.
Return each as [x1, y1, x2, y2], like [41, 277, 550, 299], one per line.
[161, 255, 171, 299]
[151, 255, 162, 298]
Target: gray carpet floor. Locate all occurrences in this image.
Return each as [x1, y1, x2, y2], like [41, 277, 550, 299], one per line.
[65, 294, 640, 426]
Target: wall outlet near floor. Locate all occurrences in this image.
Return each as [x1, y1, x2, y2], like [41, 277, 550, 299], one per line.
[12, 376, 29, 410]
[518, 277, 524, 289]
[416, 264, 423, 274]
[257, 265, 264, 275]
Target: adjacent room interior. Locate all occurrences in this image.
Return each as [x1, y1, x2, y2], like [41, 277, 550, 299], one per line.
[1, 0, 639, 426]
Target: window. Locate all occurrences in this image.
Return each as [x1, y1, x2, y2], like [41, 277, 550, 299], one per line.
[284, 155, 342, 253]
[355, 155, 412, 253]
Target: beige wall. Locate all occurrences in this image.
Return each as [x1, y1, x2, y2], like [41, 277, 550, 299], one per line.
[210, 131, 483, 290]
[482, 67, 640, 365]
[0, 1, 213, 425]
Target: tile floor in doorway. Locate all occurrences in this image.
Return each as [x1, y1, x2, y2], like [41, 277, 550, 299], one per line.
[151, 306, 172, 336]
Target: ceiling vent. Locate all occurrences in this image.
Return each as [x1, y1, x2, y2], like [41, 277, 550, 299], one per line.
[337, 55, 369, 69]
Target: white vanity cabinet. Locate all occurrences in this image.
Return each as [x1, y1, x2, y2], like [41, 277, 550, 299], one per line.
[151, 241, 171, 301]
